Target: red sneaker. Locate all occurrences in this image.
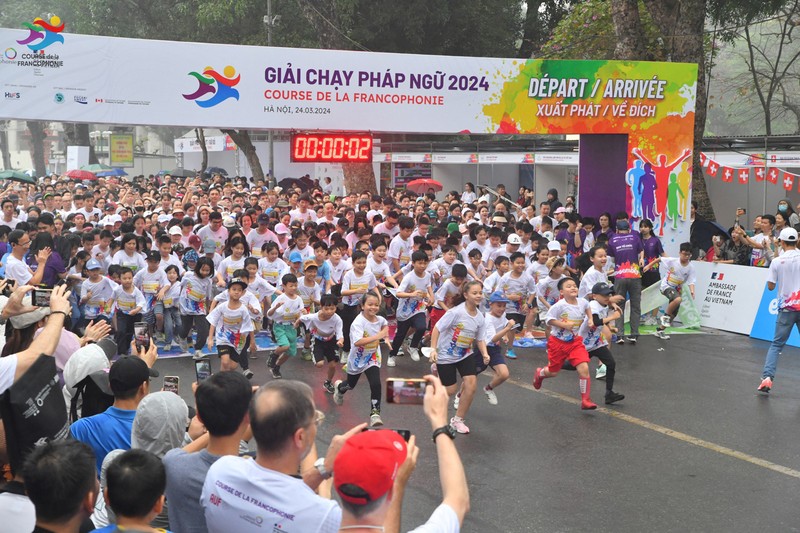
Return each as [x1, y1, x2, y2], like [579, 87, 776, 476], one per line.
[533, 367, 544, 390]
[757, 377, 773, 394]
[581, 399, 598, 410]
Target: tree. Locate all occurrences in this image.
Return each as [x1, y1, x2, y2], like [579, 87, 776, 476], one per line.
[518, 0, 574, 58]
[740, 1, 800, 135]
[0, 122, 11, 170]
[63, 124, 100, 164]
[221, 130, 264, 183]
[195, 128, 208, 176]
[27, 121, 47, 177]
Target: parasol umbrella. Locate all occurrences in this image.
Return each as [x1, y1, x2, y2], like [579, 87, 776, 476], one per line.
[690, 219, 729, 254]
[0, 170, 37, 185]
[80, 163, 114, 173]
[406, 178, 443, 195]
[203, 166, 228, 176]
[65, 169, 98, 180]
[277, 177, 310, 192]
[168, 168, 196, 178]
[95, 167, 128, 177]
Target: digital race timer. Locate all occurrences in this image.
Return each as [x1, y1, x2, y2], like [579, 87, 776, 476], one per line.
[290, 133, 373, 163]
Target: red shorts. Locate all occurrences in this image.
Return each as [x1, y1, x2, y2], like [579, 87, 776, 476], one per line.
[547, 336, 590, 373]
[429, 307, 446, 332]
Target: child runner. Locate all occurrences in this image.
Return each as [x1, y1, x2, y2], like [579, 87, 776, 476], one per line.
[297, 294, 344, 393]
[112, 267, 146, 355]
[339, 250, 380, 357]
[526, 247, 550, 284]
[297, 260, 323, 359]
[206, 277, 254, 375]
[473, 291, 515, 405]
[161, 265, 182, 351]
[333, 292, 389, 427]
[466, 248, 486, 282]
[500, 251, 538, 358]
[266, 273, 305, 378]
[652, 242, 696, 339]
[177, 257, 215, 358]
[258, 242, 287, 287]
[430, 263, 468, 337]
[532, 277, 597, 410]
[388, 250, 434, 366]
[429, 281, 489, 434]
[79, 258, 117, 329]
[430, 245, 461, 291]
[133, 250, 169, 338]
[570, 282, 625, 404]
[483, 255, 509, 302]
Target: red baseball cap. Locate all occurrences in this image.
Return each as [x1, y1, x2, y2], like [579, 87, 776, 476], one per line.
[333, 430, 407, 504]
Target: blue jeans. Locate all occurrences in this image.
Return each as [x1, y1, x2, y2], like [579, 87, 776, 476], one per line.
[762, 310, 800, 379]
[163, 307, 180, 344]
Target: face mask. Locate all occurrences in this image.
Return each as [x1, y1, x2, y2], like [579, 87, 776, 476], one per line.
[779, 204, 788, 213]
[565, 207, 574, 213]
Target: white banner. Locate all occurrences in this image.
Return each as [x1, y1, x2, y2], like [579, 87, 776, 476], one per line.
[0, 26, 697, 134]
[174, 135, 234, 153]
[693, 261, 768, 334]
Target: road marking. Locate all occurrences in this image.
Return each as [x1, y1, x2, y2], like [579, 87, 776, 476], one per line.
[507, 377, 800, 479]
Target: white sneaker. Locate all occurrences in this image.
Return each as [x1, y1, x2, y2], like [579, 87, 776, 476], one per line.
[653, 329, 671, 340]
[410, 347, 421, 362]
[595, 364, 607, 380]
[450, 416, 470, 434]
[387, 356, 396, 367]
[484, 386, 498, 405]
[163, 342, 172, 351]
[453, 392, 461, 409]
[333, 380, 344, 405]
[660, 315, 672, 328]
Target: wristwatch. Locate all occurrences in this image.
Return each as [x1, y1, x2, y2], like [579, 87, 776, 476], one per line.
[314, 457, 332, 480]
[432, 425, 456, 442]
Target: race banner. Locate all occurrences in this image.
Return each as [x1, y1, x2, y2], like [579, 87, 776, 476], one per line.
[0, 23, 697, 135]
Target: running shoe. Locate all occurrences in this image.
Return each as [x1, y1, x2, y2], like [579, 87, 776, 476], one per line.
[323, 380, 336, 394]
[387, 356, 397, 367]
[581, 398, 598, 410]
[410, 347, 421, 362]
[401, 339, 411, 357]
[614, 336, 625, 345]
[660, 315, 672, 328]
[267, 354, 277, 369]
[369, 409, 384, 427]
[533, 367, 544, 390]
[270, 366, 282, 379]
[484, 386, 498, 405]
[653, 328, 670, 340]
[192, 349, 204, 360]
[595, 364, 607, 380]
[430, 363, 438, 377]
[449, 416, 470, 434]
[506, 349, 518, 360]
[453, 392, 461, 409]
[333, 380, 344, 405]
[624, 336, 638, 344]
[301, 348, 313, 361]
[605, 391, 625, 404]
[757, 376, 773, 394]
[243, 369, 254, 380]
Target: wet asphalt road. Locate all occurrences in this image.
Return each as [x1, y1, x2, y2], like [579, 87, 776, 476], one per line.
[153, 330, 800, 532]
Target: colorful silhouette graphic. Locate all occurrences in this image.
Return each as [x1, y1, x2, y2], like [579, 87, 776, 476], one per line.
[639, 163, 658, 222]
[183, 65, 240, 108]
[632, 148, 691, 236]
[626, 159, 646, 218]
[17, 16, 65, 52]
[666, 173, 685, 230]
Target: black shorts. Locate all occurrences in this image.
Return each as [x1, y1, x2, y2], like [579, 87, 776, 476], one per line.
[313, 338, 339, 363]
[506, 312, 526, 328]
[218, 345, 243, 359]
[437, 355, 477, 387]
[661, 287, 680, 302]
[475, 344, 505, 374]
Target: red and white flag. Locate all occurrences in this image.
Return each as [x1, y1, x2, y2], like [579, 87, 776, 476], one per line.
[738, 169, 749, 184]
[755, 167, 766, 182]
[783, 171, 796, 191]
[707, 160, 719, 177]
[721, 167, 734, 183]
[700, 153, 707, 166]
[767, 168, 779, 184]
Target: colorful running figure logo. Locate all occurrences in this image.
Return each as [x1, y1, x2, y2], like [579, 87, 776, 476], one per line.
[183, 65, 240, 108]
[17, 16, 65, 52]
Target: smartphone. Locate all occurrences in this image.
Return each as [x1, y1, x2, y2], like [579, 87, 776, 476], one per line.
[163, 376, 180, 394]
[386, 378, 427, 405]
[31, 287, 52, 307]
[363, 427, 411, 442]
[134, 322, 150, 352]
[2, 278, 15, 297]
[195, 358, 213, 382]
[737, 207, 747, 215]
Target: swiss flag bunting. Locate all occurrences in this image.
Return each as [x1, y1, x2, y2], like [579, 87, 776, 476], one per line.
[738, 169, 749, 184]
[755, 167, 766, 182]
[783, 171, 796, 191]
[720, 167, 734, 182]
[767, 168, 779, 184]
[706, 160, 720, 177]
[700, 153, 707, 166]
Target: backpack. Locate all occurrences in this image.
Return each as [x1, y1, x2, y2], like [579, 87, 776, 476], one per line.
[69, 370, 114, 423]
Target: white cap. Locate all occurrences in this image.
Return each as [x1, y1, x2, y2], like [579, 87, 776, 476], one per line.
[110, 214, 122, 224]
[547, 240, 562, 252]
[168, 226, 182, 236]
[507, 234, 522, 245]
[222, 216, 237, 228]
[100, 216, 114, 227]
[157, 213, 172, 224]
[542, 231, 554, 241]
[779, 227, 798, 242]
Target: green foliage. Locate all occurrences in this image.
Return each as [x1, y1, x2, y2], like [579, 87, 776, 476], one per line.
[540, 0, 665, 60]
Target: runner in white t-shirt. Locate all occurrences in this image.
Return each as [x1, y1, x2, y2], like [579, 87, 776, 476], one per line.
[653, 242, 696, 339]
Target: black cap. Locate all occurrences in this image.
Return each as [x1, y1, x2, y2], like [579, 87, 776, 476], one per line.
[108, 356, 158, 395]
[146, 250, 161, 262]
[228, 277, 248, 290]
[591, 282, 614, 296]
[257, 213, 270, 224]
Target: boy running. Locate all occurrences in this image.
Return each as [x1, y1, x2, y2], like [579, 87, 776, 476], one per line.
[388, 251, 434, 367]
[297, 294, 344, 393]
[267, 273, 305, 378]
[652, 242, 696, 339]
